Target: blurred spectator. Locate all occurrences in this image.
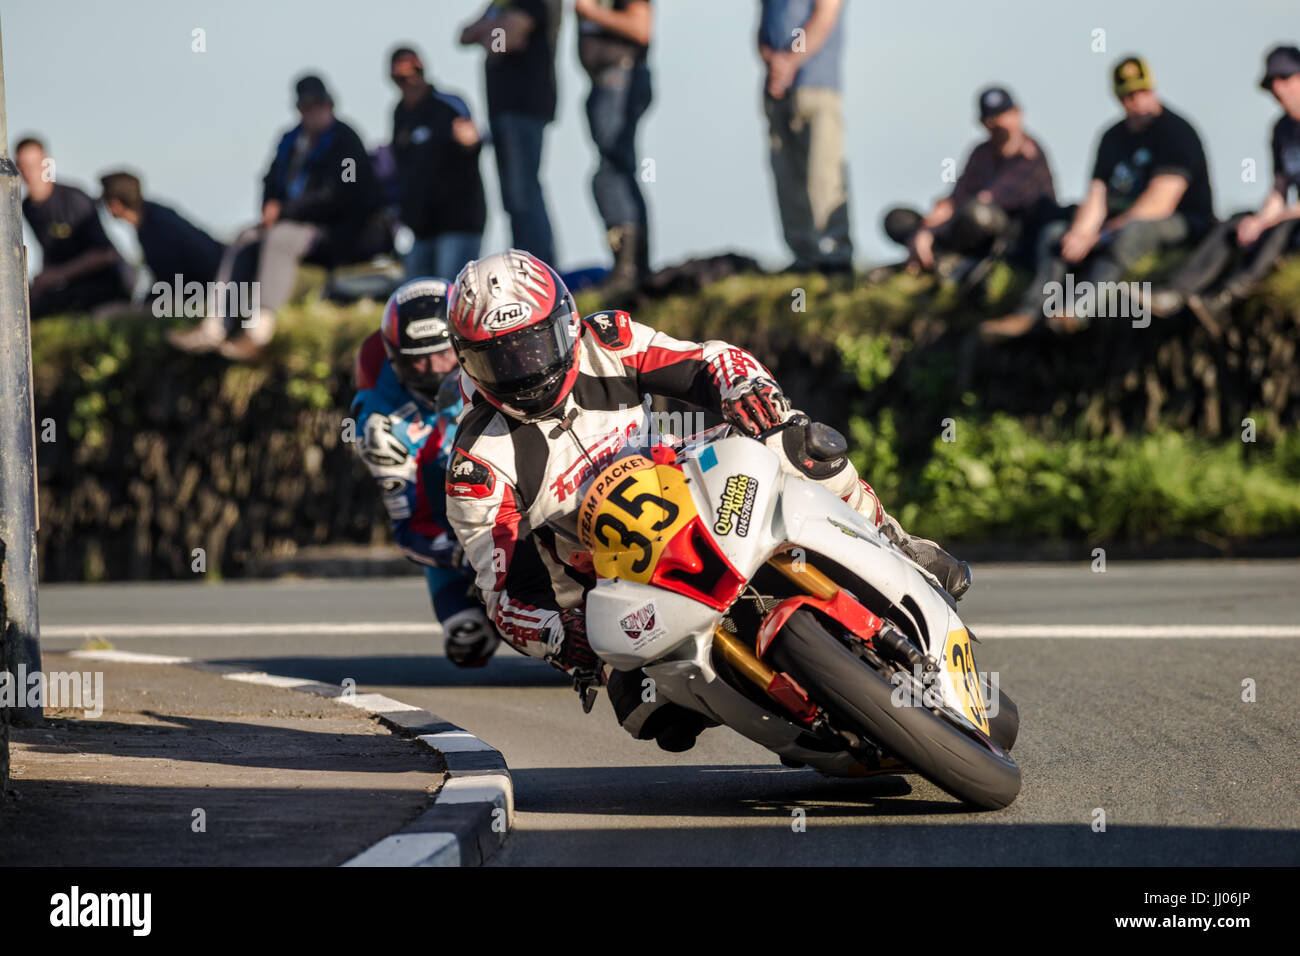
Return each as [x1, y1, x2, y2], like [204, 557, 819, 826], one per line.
[460, 0, 558, 264]
[758, 0, 852, 274]
[167, 74, 385, 360]
[984, 56, 1214, 338]
[575, 0, 653, 294]
[15, 137, 128, 319]
[882, 87, 1058, 278]
[99, 170, 225, 299]
[1151, 45, 1300, 325]
[388, 45, 486, 280]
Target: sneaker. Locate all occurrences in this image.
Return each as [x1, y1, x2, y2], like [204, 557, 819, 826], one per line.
[165, 322, 225, 354]
[1149, 288, 1186, 317]
[217, 334, 267, 362]
[978, 312, 1037, 341]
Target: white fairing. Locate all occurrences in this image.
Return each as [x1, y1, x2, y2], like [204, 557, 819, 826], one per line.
[584, 435, 979, 770]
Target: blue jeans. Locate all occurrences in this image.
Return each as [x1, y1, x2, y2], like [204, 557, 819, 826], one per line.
[585, 62, 652, 229]
[488, 112, 555, 263]
[403, 232, 482, 281]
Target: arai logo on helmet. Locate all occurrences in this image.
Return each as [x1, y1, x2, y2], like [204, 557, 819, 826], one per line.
[482, 302, 533, 332]
[406, 317, 448, 339]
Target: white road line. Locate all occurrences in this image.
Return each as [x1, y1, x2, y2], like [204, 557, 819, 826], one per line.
[67, 649, 194, 664]
[222, 672, 316, 689]
[43, 622, 432, 639]
[970, 624, 1300, 638]
[46, 621, 1300, 641]
[337, 693, 424, 713]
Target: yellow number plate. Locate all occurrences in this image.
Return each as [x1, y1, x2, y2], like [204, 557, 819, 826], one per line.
[944, 627, 990, 734]
[577, 457, 698, 582]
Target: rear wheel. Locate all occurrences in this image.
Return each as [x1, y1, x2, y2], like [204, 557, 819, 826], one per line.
[769, 609, 1021, 810]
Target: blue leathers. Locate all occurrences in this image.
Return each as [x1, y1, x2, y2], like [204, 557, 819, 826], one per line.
[352, 331, 479, 625]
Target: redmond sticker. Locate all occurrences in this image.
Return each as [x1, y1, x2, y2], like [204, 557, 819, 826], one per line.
[714, 474, 757, 536]
[619, 601, 660, 648]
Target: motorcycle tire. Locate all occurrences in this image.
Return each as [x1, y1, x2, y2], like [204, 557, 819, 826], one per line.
[987, 685, 1019, 753]
[769, 609, 1021, 810]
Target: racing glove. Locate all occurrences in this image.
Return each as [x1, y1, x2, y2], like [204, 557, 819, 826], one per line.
[544, 607, 604, 712]
[722, 377, 791, 437]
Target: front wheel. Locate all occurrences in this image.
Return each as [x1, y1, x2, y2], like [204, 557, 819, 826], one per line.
[768, 609, 1021, 810]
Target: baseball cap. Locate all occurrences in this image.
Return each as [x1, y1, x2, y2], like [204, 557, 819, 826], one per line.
[978, 86, 1016, 121]
[1259, 44, 1300, 91]
[295, 74, 333, 109]
[1112, 56, 1154, 98]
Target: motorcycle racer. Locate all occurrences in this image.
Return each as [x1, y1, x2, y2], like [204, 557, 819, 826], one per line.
[443, 249, 970, 742]
[351, 276, 499, 667]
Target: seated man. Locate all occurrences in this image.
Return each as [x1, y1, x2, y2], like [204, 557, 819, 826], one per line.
[99, 170, 225, 304]
[168, 74, 386, 360]
[16, 137, 128, 319]
[443, 250, 970, 751]
[882, 86, 1058, 279]
[984, 56, 1215, 338]
[1151, 45, 1300, 325]
[351, 277, 499, 668]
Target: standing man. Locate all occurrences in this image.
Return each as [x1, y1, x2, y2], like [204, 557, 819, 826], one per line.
[15, 137, 128, 319]
[984, 56, 1214, 337]
[758, 0, 853, 274]
[1151, 45, 1300, 323]
[575, 0, 653, 294]
[389, 46, 487, 281]
[459, 0, 559, 265]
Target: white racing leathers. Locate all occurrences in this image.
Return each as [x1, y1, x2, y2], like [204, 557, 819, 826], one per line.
[444, 310, 886, 666]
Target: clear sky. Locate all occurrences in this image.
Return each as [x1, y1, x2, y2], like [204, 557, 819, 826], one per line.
[4, 0, 1296, 273]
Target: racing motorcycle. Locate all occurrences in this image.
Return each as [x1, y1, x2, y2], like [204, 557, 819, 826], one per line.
[579, 419, 1021, 810]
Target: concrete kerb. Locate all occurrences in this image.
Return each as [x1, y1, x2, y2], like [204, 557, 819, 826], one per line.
[67, 648, 513, 867]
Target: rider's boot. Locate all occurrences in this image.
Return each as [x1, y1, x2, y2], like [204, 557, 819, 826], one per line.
[877, 509, 973, 600]
[607, 668, 712, 752]
[771, 417, 972, 600]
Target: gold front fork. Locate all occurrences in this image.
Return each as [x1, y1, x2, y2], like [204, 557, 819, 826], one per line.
[709, 551, 842, 715]
[767, 551, 839, 600]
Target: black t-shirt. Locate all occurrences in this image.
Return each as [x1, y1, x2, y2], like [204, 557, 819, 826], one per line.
[392, 87, 487, 237]
[1091, 106, 1213, 222]
[1271, 114, 1300, 199]
[578, 0, 650, 75]
[22, 181, 118, 269]
[137, 200, 224, 286]
[485, 0, 557, 121]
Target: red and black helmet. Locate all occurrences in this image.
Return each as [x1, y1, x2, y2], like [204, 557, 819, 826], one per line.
[380, 277, 459, 406]
[447, 250, 581, 420]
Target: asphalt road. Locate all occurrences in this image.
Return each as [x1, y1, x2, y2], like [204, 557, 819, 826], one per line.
[38, 560, 1300, 865]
